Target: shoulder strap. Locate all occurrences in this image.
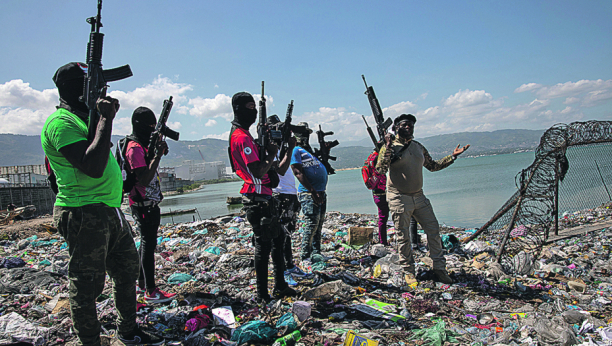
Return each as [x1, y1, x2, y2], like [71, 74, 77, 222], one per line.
[390, 141, 412, 164]
[397, 141, 412, 155]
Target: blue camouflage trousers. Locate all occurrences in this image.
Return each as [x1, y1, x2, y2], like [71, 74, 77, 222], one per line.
[298, 192, 327, 260]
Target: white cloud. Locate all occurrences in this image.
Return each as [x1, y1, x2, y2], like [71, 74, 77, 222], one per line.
[111, 116, 133, 136]
[382, 100, 417, 118]
[203, 130, 230, 140]
[534, 79, 612, 100]
[296, 107, 366, 142]
[188, 94, 232, 120]
[514, 83, 542, 93]
[563, 97, 580, 105]
[417, 93, 428, 101]
[0, 79, 58, 135]
[109, 76, 192, 111]
[0, 107, 52, 135]
[0, 79, 58, 110]
[2, 76, 611, 144]
[443, 89, 493, 108]
[581, 89, 612, 107]
[167, 121, 182, 130]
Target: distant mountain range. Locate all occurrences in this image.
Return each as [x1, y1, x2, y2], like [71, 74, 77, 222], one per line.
[0, 128, 543, 169]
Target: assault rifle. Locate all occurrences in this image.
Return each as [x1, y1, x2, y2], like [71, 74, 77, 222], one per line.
[362, 115, 378, 149]
[278, 100, 294, 159]
[147, 96, 180, 161]
[362, 75, 392, 143]
[257, 81, 281, 160]
[257, 81, 269, 159]
[314, 125, 339, 175]
[81, 0, 133, 141]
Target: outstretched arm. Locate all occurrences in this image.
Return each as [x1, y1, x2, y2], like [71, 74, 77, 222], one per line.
[452, 144, 470, 158]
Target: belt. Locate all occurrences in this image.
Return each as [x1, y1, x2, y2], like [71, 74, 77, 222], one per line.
[131, 200, 158, 207]
[242, 194, 271, 204]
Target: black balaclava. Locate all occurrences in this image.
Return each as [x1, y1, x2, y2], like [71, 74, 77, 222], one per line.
[53, 62, 89, 117]
[132, 107, 157, 147]
[231, 92, 257, 129]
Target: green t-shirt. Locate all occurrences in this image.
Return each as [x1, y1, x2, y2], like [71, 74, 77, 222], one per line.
[41, 108, 122, 207]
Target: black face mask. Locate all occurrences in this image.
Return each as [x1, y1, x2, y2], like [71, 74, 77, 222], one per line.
[133, 124, 154, 147]
[235, 108, 257, 128]
[57, 78, 89, 115]
[231, 92, 257, 129]
[132, 107, 157, 147]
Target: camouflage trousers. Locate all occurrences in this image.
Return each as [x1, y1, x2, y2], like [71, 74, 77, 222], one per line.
[53, 204, 139, 346]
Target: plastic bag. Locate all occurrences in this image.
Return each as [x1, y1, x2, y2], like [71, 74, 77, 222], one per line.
[534, 316, 578, 346]
[230, 320, 277, 345]
[409, 320, 459, 346]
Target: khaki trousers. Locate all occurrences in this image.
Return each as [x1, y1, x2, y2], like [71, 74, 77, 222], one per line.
[387, 190, 446, 273]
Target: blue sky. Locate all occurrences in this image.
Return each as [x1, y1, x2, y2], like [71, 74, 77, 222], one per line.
[1, 0, 611, 142]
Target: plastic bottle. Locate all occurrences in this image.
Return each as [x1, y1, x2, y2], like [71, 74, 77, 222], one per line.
[272, 330, 301, 346]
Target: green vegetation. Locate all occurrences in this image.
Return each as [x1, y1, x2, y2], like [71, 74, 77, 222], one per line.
[173, 177, 242, 194]
[182, 182, 202, 191]
[199, 177, 242, 185]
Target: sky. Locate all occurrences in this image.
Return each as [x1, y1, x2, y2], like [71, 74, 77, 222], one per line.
[1, 0, 611, 143]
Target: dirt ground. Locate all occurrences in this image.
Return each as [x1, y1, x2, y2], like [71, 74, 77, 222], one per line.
[0, 214, 54, 240]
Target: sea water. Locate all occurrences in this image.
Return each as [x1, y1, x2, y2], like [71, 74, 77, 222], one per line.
[160, 151, 539, 228]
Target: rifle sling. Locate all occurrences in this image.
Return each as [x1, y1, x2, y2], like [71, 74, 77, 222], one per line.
[390, 141, 412, 164]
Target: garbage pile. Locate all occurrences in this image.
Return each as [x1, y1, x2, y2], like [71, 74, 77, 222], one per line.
[0, 203, 611, 345]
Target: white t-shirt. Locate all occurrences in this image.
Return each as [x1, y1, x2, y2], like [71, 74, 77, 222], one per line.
[273, 156, 297, 195]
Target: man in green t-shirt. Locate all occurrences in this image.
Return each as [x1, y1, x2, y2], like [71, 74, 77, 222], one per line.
[41, 62, 163, 346]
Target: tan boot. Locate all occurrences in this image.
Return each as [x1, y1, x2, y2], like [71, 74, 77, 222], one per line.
[433, 269, 453, 284]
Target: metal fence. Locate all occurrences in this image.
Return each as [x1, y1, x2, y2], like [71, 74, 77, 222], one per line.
[465, 120, 612, 274]
[0, 186, 56, 215]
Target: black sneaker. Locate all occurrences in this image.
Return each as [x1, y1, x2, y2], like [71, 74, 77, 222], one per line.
[118, 327, 164, 345]
[256, 294, 273, 305]
[273, 286, 298, 299]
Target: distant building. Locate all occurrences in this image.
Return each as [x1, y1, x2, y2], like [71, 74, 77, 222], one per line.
[225, 167, 238, 179]
[172, 160, 227, 181]
[0, 165, 49, 187]
[0, 164, 46, 175]
[158, 167, 193, 192]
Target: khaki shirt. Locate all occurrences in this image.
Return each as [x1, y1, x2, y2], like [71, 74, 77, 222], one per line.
[376, 137, 454, 195]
